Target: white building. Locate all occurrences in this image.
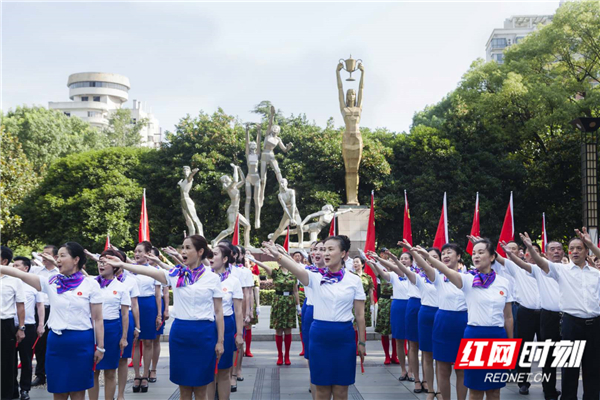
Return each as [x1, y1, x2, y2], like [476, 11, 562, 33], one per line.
[485, 15, 553, 64]
[49, 72, 162, 148]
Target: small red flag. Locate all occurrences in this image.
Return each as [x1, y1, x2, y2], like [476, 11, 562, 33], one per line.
[232, 214, 240, 246]
[403, 191, 413, 252]
[138, 188, 150, 242]
[283, 226, 290, 252]
[328, 213, 336, 236]
[104, 234, 111, 251]
[432, 192, 449, 250]
[363, 191, 378, 303]
[541, 213, 547, 253]
[496, 192, 514, 257]
[466, 193, 480, 255]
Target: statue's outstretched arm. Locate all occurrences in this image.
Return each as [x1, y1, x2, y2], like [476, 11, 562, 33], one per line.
[188, 168, 199, 182]
[236, 166, 246, 189]
[336, 63, 345, 112]
[357, 64, 365, 108]
[301, 211, 324, 226]
[256, 125, 262, 155]
[245, 125, 250, 157]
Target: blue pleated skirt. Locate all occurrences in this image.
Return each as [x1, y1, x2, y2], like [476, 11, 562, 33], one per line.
[433, 309, 468, 363]
[218, 315, 235, 370]
[46, 329, 94, 393]
[121, 310, 134, 359]
[418, 305, 438, 352]
[157, 297, 165, 335]
[302, 304, 314, 360]
[96, 318, 122, 370]
[463, 325, 507, 391]
[138, 295, 158, 340]
[169, 319, 217, 387]
[405, 297, 421, 342]
[391, 299, 408, 340]
[309, 320, 355, 386]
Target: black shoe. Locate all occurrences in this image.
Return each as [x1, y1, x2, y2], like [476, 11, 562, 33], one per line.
[20, 391, 30, 400]
[31, 376, 45, 387]
[519, 386, 530, 395]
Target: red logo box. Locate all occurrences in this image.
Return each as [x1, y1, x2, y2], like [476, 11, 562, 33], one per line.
[455, 339, 522, 369]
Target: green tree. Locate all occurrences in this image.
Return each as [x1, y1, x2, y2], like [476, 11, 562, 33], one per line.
[103, 108, 148, 147]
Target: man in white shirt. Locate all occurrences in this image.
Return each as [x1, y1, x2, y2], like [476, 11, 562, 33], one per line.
[522, 231, 600, 400]
[30, 244, 59, 387]
[1, 246, 26, 400]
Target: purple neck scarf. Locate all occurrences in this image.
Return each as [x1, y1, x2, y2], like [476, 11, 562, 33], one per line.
[470, 269, 496, 288]
[305, 264, 325, 274]
[320, 268, 345, 285]
[419, 271, 433, 284]
[169, 264, 206, 288]
[49, 271, 85, 294]
[116, 273, 126, 283]
[216, 267, 231, 282]
[411, 265, 421, 275]
[96, 276, 114, 289]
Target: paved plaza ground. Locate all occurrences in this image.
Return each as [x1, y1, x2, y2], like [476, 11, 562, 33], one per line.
[24, 307, 574, 399]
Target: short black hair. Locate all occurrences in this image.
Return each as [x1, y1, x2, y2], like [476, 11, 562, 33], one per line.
[1, 246, 13, 264]
[441, 243, 463, 258]
[60, 242, 87, 270]
[44, 245, 58, 256]
[13, 256, 31, 271]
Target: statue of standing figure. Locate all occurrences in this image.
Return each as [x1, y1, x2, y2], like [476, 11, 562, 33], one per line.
[178, 166, 204, 236]
[259, 105, 293, 208]
[268, 178, 303, 248]
[212, 164, 251, 248]
[244, 123, 262, 229]
[337, 58, 365, 205]
[299, 204, 352, 243]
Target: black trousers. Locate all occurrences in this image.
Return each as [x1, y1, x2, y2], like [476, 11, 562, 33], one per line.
[515, 305, 542, 388]
[540, 309, 561, 399]
[34, 305, 49, 377]
[1, 319, 17, 400]
[14, 324, 36, 394]
[560, 313, 600, 400]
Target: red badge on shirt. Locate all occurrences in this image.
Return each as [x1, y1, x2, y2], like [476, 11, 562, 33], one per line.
[77, 292, 83, 296]
[499, 291, 505, 296]
[222, 288, 228, 292]
[113, 291, 118, 295]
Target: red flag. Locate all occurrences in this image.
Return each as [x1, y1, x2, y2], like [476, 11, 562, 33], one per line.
[363, 191, 378, 302]
[466, 192, 480, 255]
[328, 213, 336, 236]
[138, 188, 150, 242]
[231, 214, 240, 246]
[496, 192, 514, 257]
[403, 191, 413, 252]
[104, 234, 111, 251]
[283, 226, 290, 252]
[433, 193, 449, 250]
[541, 213, 547, 253]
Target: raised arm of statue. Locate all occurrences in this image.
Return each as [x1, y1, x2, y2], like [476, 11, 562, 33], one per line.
[278, 138, 293, 153]
[301, 210, 325, 227]
[231, 163, 239, 184]
[336, 63, 345, 112]
[188, 168, 199, 182]
[236, 166, 245, 189]
[256, 125, 262, 155]
[245, 125, 250, 158]
[357, 64, 365, 108]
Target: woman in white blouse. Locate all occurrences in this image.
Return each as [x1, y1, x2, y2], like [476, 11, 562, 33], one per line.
[262, 235, 366, 400]
[1, 242, 105, 400]
[105, 235, 224, 400]
[89, 249, 131, 400]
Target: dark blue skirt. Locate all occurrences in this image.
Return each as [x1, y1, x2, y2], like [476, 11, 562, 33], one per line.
[138, 295, 158, 340]
[96, 318, 122, 370]
[157, 297, 166, 335]
[391, 299, 408, 340]
[46, 329, 94, 393]
[169, 319, 217, 387]
[405, 297, 421, 342]
[302, 304, 314, 360]
[218, 315, 235, 370]
[463, 325, 507, 391]
[433, 309, 468, 363]
[121, 310, 134, 359]
[418, 305, 438, 352]
[309, 320, 355, 386]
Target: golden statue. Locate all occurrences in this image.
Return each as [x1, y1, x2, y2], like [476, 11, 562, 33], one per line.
[337, 57, 364, 205]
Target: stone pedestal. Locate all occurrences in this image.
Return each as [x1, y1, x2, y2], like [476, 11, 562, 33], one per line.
[337, 205, 370, 257]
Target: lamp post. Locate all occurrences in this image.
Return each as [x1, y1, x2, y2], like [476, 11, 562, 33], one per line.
[571, 117, 600, 245]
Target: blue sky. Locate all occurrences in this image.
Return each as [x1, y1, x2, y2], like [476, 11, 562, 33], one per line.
[2, 1, 560, 134]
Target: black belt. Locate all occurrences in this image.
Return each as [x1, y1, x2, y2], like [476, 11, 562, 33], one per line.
[519, 305, 542, 313]
[541, 309, 562, 315]
[379, 295, 391, 299]
[563, 312, 600, 326]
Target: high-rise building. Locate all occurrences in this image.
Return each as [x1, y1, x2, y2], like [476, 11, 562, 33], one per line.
[48, 72, 162, 148]
[485, 15, 553, 64]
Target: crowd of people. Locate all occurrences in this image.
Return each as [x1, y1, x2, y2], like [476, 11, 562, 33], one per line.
[1, 227, 600, 400]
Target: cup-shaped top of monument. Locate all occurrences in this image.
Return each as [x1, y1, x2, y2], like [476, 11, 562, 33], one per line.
[339, 55, 362, 81]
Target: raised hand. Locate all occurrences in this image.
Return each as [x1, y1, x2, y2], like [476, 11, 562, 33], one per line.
[575, 227, 593, 246]
[467, 235, 482, 244]
[519, 232, 533, 248]
[413, 245, 430, 259]
[397, 239, 413, 251]
[104, 255, 124, 268]
[262, 241, 279, 258]
[385, 250, 398, 261]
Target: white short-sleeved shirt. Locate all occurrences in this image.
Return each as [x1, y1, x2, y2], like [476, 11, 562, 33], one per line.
[30, 265, 59, 306]
[407, 269, 421, 299]
[163, 268, 223, 321]
[344, 258, 355, 273]
[220, 275, 243, 316]
[545, 261, 600, 318]
[99, 279, 132, 320]
[40, 276, 103, 332]
[503, 259, 541, 310]
[231, 265, 253, 289]
[1, 276, 25, 319]
[387, 272, 410, 300]
[492, 261, 518, 303]
[14, 283, 43, 325]
[528, 265, 560, 312]
[414, 274, 439, 307]
[307, 270, 366, 322]
[460, 273, 510, 327]
[120, 273, 140, 310]
[432, 272, 467, 312]
[135, 265, 162, 297]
